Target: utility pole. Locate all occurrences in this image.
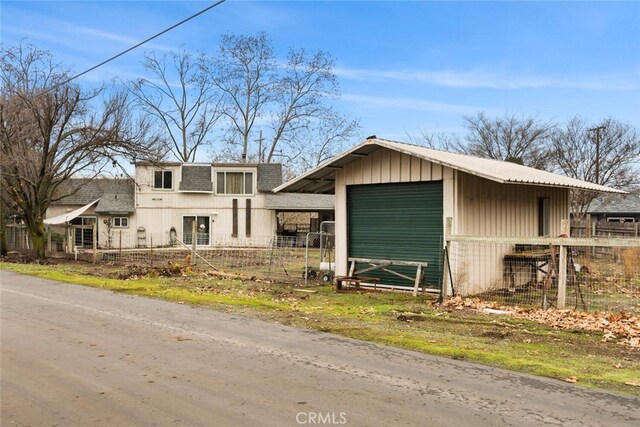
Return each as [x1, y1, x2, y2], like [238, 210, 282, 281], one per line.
[588, 125, 606, 184]
[255, 129, 264, 163]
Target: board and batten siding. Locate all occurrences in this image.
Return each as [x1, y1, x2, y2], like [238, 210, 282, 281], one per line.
[334, 148, 455, 279]
[135, 165, 276, 246]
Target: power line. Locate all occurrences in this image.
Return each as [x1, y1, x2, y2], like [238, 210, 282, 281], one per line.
[41, 0, 227, 96]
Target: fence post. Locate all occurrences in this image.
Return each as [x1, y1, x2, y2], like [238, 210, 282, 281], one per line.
[191, 221, 197, 267]
[119, 230, 122, 256]
[47, 226, 52, 254]
[557, 244, 567, 309]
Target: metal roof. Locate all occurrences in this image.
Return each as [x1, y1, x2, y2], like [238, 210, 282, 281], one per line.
[274, 138, 626, 195]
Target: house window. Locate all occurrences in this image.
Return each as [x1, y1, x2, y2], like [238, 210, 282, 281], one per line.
[70, 216, 96, 248]
[183, 216, 210, 245]
[112, 217, 129, 228]
[154, 170, 173, 189]
[538, 198, 550, 236]
[216, 171, 253, 195]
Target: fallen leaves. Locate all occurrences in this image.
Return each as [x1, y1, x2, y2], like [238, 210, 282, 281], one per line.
[441, 296, 640, 349]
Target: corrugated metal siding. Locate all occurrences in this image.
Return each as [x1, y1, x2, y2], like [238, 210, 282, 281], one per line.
[348, 182, 443, 287]
[457, 172, 569, 237]
[454, 172, 570, 294]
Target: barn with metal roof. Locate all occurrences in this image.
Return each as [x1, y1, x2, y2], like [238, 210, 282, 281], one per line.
[275, 137, 622, 293]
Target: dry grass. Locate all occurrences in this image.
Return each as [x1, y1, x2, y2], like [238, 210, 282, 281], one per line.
[622, 247, 640, 280]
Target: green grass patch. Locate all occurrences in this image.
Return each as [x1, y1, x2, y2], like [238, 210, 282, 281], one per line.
[2, 261, 639, 396]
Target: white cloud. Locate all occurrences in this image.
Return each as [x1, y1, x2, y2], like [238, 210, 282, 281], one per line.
[341, 93, 486, 115]
[335, 66, 640, 91]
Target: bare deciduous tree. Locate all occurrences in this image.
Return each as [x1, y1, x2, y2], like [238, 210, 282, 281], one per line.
[0, 43, 162, 257]
[206, 32, 359, 165]
[462, 111, 554, 169]
[128, 49, 219, 162]
[209, 32, 276, 161]
[284, 111, 360, 175]
[550, 117, 640, 217]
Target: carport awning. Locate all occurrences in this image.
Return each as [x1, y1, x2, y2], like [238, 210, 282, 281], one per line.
[43, 199, 100, 225]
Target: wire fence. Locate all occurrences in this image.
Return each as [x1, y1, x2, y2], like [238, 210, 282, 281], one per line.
[446, 236, 640, 313]
[86, 234, 334, 286]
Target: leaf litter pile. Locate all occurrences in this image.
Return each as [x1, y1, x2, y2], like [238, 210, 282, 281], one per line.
[441, 296, 640, 350]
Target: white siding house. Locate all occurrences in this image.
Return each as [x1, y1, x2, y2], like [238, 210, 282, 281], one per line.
[46, 162, 333, 250]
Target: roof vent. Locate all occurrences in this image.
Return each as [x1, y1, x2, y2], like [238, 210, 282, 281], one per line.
[366, 135, 377, 140]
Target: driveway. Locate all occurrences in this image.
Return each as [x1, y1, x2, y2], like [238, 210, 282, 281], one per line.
[1, 271, 638, 426]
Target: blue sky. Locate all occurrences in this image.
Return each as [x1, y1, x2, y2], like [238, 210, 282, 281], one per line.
[2, 0, 639, 147]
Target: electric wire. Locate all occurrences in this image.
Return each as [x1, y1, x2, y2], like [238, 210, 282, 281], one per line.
[39, 0, 227, 96]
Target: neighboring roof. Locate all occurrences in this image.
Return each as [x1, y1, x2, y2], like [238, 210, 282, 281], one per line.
[257, 163, 283, 192]
[44, 199, 100, 225]
[265, 193, 335, 211]
[588, 190, 640, 214]
[179, 165, 213, 192]
[54, 178, 135, 214]
[95, 193, 135, 215]
[274, 138, 626, 195]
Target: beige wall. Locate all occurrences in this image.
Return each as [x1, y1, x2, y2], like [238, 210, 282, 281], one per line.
[135, 165, 276, 246]
[45, 205, 138, 249]
[456, 172, 569, 237]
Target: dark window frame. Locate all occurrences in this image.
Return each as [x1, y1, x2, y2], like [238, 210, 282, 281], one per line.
[154, 170, 173, 190]
[216, 171, 254, 195]
[112, 217, 129, 228]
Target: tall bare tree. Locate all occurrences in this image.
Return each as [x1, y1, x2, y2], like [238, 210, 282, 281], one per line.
[462, 111, 554, 169]
[128, 49, 220, 162]
[550, 117, 640, 217]
[285, 110, 360, 175]
[209, 32, 276, 161]
[0, 43, 161, 257]
[206, 32, 359, 164]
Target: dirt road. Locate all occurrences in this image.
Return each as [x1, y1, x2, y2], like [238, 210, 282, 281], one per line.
[1, 271, 638, 426]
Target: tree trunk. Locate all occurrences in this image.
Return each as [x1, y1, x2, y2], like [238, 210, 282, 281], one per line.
[30, 221, 46, 258]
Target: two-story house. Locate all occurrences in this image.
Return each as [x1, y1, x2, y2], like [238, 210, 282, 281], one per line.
[45, 162, 334, 250]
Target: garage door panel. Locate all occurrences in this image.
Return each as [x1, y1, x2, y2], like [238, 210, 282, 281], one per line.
[348, 182, 443, 287]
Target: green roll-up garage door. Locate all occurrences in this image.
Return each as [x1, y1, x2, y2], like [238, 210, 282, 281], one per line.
[348, 181, 443, 288]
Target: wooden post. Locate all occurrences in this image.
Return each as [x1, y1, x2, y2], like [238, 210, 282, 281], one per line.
[412, 264, 423, 297]
[557, 244, 567, 309]
[92, 223, 97, 263]
[47, 226, 52, 254]
[191, 221, 197, 267]
[119, 230, 122, 256]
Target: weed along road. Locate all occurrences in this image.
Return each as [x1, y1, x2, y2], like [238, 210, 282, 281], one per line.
[1, 271, 638, 427]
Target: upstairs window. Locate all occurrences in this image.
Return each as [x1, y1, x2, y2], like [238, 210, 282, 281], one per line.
[154, 170, 173, 189]
[216, 171, 253, 195]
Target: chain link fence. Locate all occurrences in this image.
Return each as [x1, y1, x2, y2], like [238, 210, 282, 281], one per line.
[446, 236, 640, 313]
